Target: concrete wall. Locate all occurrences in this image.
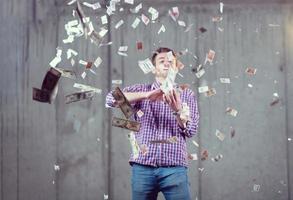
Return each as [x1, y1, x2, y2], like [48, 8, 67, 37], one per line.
[0, 0, 292, 200]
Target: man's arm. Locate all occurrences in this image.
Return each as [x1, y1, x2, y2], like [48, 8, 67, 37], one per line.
[105, 84, 163, 108]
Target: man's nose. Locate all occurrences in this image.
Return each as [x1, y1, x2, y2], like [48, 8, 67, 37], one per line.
[164, 60, 171, 67]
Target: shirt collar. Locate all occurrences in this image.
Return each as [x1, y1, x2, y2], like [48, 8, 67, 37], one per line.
[151, 80, 161, 90]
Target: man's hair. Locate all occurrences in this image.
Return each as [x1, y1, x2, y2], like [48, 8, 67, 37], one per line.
[151, 47, 176, 65]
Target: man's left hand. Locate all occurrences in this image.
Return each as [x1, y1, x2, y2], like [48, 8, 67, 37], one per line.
[163, 89, 182, 112]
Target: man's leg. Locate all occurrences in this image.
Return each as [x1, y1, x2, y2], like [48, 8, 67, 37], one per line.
[157, 166, 191, 200]
[131, 164, 159, 200]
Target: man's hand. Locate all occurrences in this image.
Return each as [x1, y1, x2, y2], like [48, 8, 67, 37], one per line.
[163, 89, 182, 112]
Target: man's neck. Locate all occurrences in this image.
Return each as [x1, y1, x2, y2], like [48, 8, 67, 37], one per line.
[155, 76, 165, 85]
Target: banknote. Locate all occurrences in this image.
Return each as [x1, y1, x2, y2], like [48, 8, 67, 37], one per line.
[112, 117, 140, 132]
[65, 90, 95, 104]
[112, 87, 134, 119]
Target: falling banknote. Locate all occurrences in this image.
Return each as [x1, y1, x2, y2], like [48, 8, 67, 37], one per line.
[65, 90, 95, 104]
[112, 117, 140, 132]
[33, 67, 61, 103]
[149, 136, 178, 144]
[112, 87, 134, 119]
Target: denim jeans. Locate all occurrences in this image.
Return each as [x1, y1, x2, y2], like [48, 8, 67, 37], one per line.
[131, 163, 191, 200]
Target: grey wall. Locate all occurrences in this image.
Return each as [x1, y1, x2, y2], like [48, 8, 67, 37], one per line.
[0, 0, 293, 200]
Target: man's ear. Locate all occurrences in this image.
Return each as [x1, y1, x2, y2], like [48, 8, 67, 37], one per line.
[176, 59, 184, 70]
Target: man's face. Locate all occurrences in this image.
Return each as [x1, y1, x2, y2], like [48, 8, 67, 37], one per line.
[153, 52, 177, 78]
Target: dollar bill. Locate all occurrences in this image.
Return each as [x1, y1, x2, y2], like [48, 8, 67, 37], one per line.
[245, 67, 257, 75]
[128, 132, 140, 159]
[225, 107, 238, 117]
[112, 117, 140, 132]
[41, 67, 61, 91]
[138, 58, 155, 74]
[73, 83, 102, 94]
[32, 88, 51, 103]
[55, 67, 76, 79]
[215, 129, 225, 141]
[112, 87, 134, 119]
[33, 67, 61, 103]
[149, 136, 178, 144]
[65, 90, 95, 104]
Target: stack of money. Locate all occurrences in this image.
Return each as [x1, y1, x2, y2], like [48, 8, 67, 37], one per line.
[32, 67, 61, 103]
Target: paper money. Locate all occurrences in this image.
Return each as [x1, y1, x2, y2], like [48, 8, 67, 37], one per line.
[225, 107, 238, 117]
[178, 20, 186, 27]
[169, 7, 179, 21]
[112, 117, 140, 132]
[138, 58, 155, 74]
[55, 68, 76, 79]
[33, 67, 61, 103]
[125, 0, 134, 4]
[136, 41, 143, 50]
[115, 20, 124, 29]
[212, 16, 223, 22]
[245, 67, 257, 75]
[73, 83, 102, 93]
[112, 87, 134, 118]
[180, 103, 190, 121]
[220, 78, 231, 83]
[67, 49, 78, 59]
[128, 132, 140, 159]
[141, 14, 150, 25]
[211, 154, 223, 162]
[253, 184, 260, 192]
[160, 67, 177, 94]
[130, 3, 142, 13]
[111, 80, 122, 85]
[32, 88, 51, 103]
[192, 140, 199, 147]
[199, 27, 207, 33]
[195, 69, 205, 78]
[65, 90, 95, 104]
[158, 25, 166, 34]
[149, 136, 178, 144]
[188, 153, 198, 160]
[118, 46, 128, 52]
[41, 67, 61, 92]
[215, 129, 225, 141]
[100, 15, 107, 24]
[220, 2, 224, 13]
[205, 88, 216, 97]
[131, 17, 141, 29]
[198, 86, 209, 93]
[204, 50, 215, 65]
[201, 150, 209, 161]
[148, 7, 159, 21]
[94, 57, 102, 68]
[49, 48, 62, 68]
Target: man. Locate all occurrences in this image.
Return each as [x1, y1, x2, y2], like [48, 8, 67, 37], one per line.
[105, 47, 199, 200]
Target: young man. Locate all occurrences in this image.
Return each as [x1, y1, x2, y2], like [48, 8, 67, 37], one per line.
[105, 47, 199, 200]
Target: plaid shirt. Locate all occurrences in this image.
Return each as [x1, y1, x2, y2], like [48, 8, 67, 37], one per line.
[105, 81, 199, 167]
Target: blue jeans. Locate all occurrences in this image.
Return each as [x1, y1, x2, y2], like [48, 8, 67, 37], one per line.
[131, 163, 191, 200]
